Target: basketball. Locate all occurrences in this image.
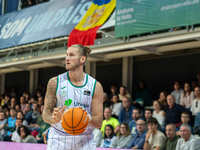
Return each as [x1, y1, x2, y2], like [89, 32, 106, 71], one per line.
[61, 107, 90, 135]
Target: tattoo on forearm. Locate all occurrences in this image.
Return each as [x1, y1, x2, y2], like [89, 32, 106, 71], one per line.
[43, 77, 57, 124]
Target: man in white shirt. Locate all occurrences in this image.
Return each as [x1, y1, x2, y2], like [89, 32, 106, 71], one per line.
[143, 117, 166, 150]
[11, 118, 22, 142]
[190, 86, 200, 115]
[176, 125, 200, 150]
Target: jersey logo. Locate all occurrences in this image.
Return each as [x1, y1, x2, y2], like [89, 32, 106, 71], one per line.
[64, 99, 73, 107]
[61, 86, 66, 89]
[84, 91, 91, 96]
[62, 91, 66, 97]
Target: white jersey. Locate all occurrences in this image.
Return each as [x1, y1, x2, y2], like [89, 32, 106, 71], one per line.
[53, 71, 97, 135]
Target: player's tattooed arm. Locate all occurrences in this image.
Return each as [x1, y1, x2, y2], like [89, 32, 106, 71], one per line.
[42, 77, 57, 124]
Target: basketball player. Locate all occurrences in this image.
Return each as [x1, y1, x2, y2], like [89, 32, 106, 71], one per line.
[43, 44, 104, 150]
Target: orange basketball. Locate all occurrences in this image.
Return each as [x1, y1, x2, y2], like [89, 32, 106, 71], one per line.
[61, 107, 89, 135]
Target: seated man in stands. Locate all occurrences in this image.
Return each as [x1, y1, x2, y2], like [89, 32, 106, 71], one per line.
[3, 108, 17, 141]
[118, 97, 135, 124]
[29, 103, 39, 126]
[23, 103, 33, 124]
[176, 125, 200, 150]
[166, 95, 191, 127]
[118, 86, 131, 101]
[143, 117, 166, 150]
[101, 107, 119, 136]
[128, 108, 142, 137]
[159, 124, 179, 150]
[11, 118, 22, 142]
[176, 112, 193, 135]
[0, 111, 7, 138]
[171, 80, 184, 105]
[127, 119, 147, 149]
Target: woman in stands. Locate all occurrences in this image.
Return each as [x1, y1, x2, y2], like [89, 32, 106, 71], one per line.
[110, 123, 132, 149]
[180, 83, 195, 109]
[158, 91, 168, 110]
[110, 94, 123, 119]
[17, 111, 28, 127]
[153, 100, 166, 129]
[100, 125, 115, 148]
[17, 125, 37, 143]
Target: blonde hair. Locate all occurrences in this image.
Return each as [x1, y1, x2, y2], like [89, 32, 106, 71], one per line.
[69, 44, 91, 65]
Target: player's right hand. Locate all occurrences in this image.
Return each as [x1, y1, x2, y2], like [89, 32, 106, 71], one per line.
[52, 105, 66, 124]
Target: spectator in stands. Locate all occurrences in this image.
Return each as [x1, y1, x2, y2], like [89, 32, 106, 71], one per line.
[93, 128, 103, 147]
[190, 86, 200, 115]
[36, 117, 50, 143]
[153, 100, 165, 129]
[118, 86, 131, 101]
[110, 123, 132, 149]
[127, 119, 147, 149]
[180, 83, 195, 109]
[118, 97, 135, 124]
[176, 125, 200, 150]
[11, 118, 22, 142]
[108, 84, 118, 106]
[4, 108, 10, 118]
[23, 92, 31, 103]
[20, 96, 26, 112]
[176, 112, 193, 135]
[38, 96, 44, 107]
[29, 105, 44, 132]
[101, 107, 119, 136]
[143, 117, 166, 150]
[23, 103, 33, 124]
[3, 94, 10, 109]
[3, 108, 17, 141]
[110, 94, 123, 119]
[17, 125, 37, 143]
[17, 111, 28, 127]
[134, 81, 152, 106]
[0, 111, 7, 137]
[191, 77, 198, 91]
[103, 93, 109, 111]
[10, 97, 17, 109]
[29, 103, 39, 125]
[166, 95, 191, 127]
[171, 80, 184, 104]
[128, 108, 142, 137]
[100, 125, 115, 148]
[159, 124, 180, 150]
[158, 91, 168, 111]
[28, 97, 36, 108]
[15, 105, 21, 112]
[193, 112, 200, 133]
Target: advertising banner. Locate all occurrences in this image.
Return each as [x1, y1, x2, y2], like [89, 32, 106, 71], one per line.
[0, 0, 92, 49]
[115, 0, 200, 38]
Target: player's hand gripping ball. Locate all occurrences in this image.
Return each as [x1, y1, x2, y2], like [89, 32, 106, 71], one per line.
[61, 107, 90, 135]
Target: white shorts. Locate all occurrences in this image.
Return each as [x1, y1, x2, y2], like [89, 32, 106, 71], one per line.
[47, 127, 96, 150]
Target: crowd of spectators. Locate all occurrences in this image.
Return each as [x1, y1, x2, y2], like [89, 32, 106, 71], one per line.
[20, 0, 50, 9]
[0, 84, 51, 144]
[94, 70, 200, 149]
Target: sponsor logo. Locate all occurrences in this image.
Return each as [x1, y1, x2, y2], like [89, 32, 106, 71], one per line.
[64, 99, 73, 107]
[74, 102, 89, 108]
[84, 90, 91, 96]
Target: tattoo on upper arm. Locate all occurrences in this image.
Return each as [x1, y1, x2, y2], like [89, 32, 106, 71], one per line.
[43, 77, 57, 120]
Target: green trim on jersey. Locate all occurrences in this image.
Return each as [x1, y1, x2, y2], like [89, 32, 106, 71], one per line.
[67, 71, 88, 88]
[92, 80, 97, 98]
[55, 76, 59, 94]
